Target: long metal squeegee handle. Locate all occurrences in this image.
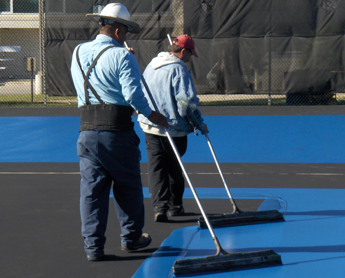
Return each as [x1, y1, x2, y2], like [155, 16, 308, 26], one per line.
[204, 133, 240, 214]
[141, 77, 160, 114]
[167, 34, 173, 45]
[140, 73, 226, 256]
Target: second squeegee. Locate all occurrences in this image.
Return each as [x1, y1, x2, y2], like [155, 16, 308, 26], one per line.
[198, 133, 285, 228]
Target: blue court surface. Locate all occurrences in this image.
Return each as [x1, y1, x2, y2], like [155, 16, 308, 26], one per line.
[1, 114, 345, 163]
[134, 187, 345, 277]
[1, 112, 345, 277]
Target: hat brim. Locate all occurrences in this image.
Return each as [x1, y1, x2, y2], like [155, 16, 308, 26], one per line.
[86, 14, 140, 34]
[191, 49, 198, 58]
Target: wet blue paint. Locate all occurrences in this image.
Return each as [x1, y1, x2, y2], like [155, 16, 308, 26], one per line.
[133, 188, 345, 278]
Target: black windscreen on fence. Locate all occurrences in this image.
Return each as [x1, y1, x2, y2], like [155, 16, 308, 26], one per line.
[45, 0, 345, 105]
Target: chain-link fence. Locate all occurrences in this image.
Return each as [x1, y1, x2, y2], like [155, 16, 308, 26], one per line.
[0, 0, 344, 107]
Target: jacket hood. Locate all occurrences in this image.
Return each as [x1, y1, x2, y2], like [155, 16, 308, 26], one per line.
[150, 52, 186, 69]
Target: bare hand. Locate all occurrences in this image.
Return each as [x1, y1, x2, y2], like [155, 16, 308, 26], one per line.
[125, 46, 135, 54]
[148, 111, 170, 129]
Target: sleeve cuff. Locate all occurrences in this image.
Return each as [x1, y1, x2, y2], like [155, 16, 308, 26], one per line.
[141, 106, 153, 118]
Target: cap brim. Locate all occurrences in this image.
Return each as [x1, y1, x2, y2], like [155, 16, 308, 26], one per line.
[86, 14, 140, 34]
[191, 49, 198, 58]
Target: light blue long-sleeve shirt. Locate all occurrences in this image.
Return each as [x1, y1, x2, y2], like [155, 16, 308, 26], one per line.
[138, 52, 206, 133]
[70, 34, 152, 117]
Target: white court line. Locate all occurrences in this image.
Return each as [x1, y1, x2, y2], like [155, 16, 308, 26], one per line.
[190, 172, 344, 176]
[0, 172, 80, 175]
[0, 172, 343, 176]
[194, 172, 251, 175]
[296, 173, 344, 176]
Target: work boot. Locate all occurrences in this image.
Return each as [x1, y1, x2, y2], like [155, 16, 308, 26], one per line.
[121, 233, 152, 251]
[154, 211, 168, 222]
[87, 252, 104, 261]
[168, 205, 184, 217]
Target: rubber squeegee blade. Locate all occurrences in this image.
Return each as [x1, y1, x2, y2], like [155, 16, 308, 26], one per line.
[173, 249, 282, 275]
[198, 210, 285, 228]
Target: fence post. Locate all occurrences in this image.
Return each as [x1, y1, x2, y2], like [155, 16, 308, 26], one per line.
[39, 0, 46, 106]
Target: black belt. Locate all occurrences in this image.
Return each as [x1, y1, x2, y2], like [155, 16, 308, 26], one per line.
[79, 104, 134, 132]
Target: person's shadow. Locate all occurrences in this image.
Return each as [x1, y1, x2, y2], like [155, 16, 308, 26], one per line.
[103, 248, 159, 261]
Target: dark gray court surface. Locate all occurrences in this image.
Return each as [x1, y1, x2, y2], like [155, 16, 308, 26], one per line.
[1, 106, 344, 278]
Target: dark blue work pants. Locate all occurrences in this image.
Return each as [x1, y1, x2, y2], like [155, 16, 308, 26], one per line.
[77, 129, 144, 256]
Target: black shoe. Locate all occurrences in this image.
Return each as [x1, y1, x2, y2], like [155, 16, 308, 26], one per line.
[168, 206, 184, 217]
[121, 233, 152, 251]
[87, 253, 104, 261]
[154, 212, 168, 222]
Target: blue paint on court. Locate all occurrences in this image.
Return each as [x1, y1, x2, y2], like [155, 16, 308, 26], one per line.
[0, 116, 80, 162]
[133, 188, 345, 278]
[187, 115, 345, 163]
[1, 115, 345, 163]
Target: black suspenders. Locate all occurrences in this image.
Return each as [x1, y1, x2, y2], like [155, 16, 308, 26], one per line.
[75, 44, 134, 132]
[76, 45, 115, 105]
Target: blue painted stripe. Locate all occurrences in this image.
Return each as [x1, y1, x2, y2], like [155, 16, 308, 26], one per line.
[133, 187, 345, 278]
[1, 115, 345, 163]
[0, 116, 80, 162]
[184, 115, 345, 163]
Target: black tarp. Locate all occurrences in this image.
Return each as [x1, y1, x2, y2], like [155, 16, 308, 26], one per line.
[45, 0, 345, 96]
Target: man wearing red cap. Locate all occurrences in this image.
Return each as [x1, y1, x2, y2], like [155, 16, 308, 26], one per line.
[138, 34, 209, 222]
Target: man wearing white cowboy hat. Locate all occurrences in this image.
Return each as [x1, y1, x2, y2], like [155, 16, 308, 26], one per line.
[71, 3, 169, 261]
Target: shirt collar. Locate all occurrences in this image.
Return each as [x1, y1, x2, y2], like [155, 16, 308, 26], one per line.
[95, 34, 122, 47]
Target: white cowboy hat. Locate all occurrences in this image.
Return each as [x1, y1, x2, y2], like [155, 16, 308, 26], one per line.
[86, 3, 140, 34]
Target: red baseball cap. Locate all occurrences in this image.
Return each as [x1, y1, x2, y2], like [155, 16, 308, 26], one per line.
[173, 34, 198, 58]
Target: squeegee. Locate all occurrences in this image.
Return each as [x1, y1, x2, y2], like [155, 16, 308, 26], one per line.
[197, 133, 285, 228]
[131, 43, 283, 274]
